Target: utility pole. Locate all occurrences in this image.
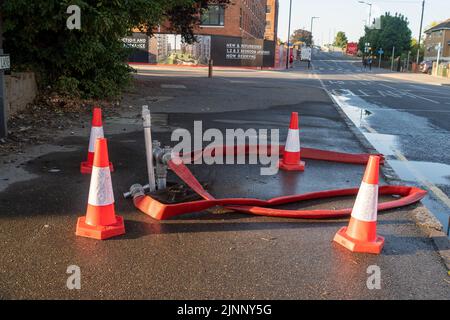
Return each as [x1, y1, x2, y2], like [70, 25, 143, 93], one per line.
[406, 51, 411, 72]
[416, 0, 425, 65]
[285, 0, 292, 69]
[378, 48, 383, 69]
[391, 46, 395, 71]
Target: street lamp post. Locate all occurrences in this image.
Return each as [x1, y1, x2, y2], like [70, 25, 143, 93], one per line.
[310, 16, 319, 46]
[358, 1, 372, 27]
[285, 0, 292, 69]
[310, 16, 319, 64]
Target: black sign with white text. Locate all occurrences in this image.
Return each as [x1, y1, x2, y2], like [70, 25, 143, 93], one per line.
[211, 36, 275, 67]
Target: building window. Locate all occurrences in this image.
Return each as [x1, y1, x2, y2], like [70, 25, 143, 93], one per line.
[265, 20, 271, 29]
[266, 5, 271, 14]
[201, 5, 225, 26]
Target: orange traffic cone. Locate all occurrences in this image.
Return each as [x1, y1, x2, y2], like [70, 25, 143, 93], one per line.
[76, 138, 125, 240]
[333, 155, 385, 254]
[80, 107, 114, 174]
[279, 112, 305, 171]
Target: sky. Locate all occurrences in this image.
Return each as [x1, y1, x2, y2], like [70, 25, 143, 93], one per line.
[277, 0, 450, 45]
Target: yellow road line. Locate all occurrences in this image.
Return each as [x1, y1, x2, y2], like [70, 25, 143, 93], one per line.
[364, 123, 450, 210]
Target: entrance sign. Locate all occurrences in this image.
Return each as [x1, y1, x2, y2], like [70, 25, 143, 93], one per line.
[300, 47, 312, 61]
[0, 54, 10, 70]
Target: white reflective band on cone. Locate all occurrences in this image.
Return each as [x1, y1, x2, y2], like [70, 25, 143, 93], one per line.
[351, 182, 378, 222]
[284, 129, 300, 152]
[88, 126, 105, 153]
[88, 167, 115, 206]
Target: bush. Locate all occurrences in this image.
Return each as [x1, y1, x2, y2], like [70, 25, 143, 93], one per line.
[1, 0, 229, 99]
[55, 76, 80, 97]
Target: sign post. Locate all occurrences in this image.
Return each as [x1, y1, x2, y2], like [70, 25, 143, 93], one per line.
[0, 51, 9, 139]
[391, 46, 395, 71]
[0, 7, 8, 139]
[377, 48, 384, 69]
[436, 42, 442, 70]
[300, 46, 312, 69]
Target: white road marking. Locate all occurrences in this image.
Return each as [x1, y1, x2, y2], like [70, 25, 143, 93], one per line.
[405, 92, 440, 104]
[329, 80, 345, 85]
[331, 89, 355, 96]
[379, 83, 440, 103]
[358, 89, 369, 97]
[409, 84, 442, 92]
[385, 90, 402, 98]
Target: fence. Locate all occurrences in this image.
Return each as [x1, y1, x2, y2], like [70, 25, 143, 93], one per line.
[432, 62, 450, 78]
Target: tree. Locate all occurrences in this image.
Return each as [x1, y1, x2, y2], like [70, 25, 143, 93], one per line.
[410, 38, 424, 62]
[1, 0, 229, 98]
[333, 31, 348, 48]
[291, 29, 312, 45]
[359, 12, 412, 58]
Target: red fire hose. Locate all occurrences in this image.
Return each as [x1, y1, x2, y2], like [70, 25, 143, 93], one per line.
[133, 146, 427, 220]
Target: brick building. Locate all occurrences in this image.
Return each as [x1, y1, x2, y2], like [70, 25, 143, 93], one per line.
[171, 0, 268, 40]
[424, 19, 450, 62]
[264, 0, 278, 41]
[127, 1, 278, 67]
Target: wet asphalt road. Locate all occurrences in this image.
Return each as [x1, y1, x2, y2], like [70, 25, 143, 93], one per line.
[0, 64, 449, 299]
[312, 51, 450, 235]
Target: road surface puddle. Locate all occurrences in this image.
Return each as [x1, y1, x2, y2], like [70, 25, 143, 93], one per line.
[363, 132, 399, 156]
[388, 160, 450, 185]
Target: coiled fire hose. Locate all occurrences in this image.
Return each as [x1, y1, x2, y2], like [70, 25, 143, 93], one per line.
[131, 144, 427, 220]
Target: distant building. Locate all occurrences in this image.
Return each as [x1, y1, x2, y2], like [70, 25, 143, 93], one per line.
[264, 0, 278, 42]
[192, 0, 267, 39]
[126, 1, 277, 67]
[424, 18, 450, 62]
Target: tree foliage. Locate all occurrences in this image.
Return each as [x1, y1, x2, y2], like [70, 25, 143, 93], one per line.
[358, 12, 412, 58]
[333, 31, 348, 48]
[1, 0, 229, 98]
[291, 29, 312, 45]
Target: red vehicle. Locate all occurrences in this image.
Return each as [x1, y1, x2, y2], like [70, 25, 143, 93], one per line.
[346, 42, 358, 56]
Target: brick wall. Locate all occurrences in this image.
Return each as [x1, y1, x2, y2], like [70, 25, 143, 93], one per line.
[264, 0, 278, 41]
[5, 72, 37, 118]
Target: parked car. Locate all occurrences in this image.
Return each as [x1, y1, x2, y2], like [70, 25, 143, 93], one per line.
[419, 60, 433, 74]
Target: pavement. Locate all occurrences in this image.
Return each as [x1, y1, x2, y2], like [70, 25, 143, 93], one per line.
[0, 60, 449, 299]
[372, 69, 450, 87]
